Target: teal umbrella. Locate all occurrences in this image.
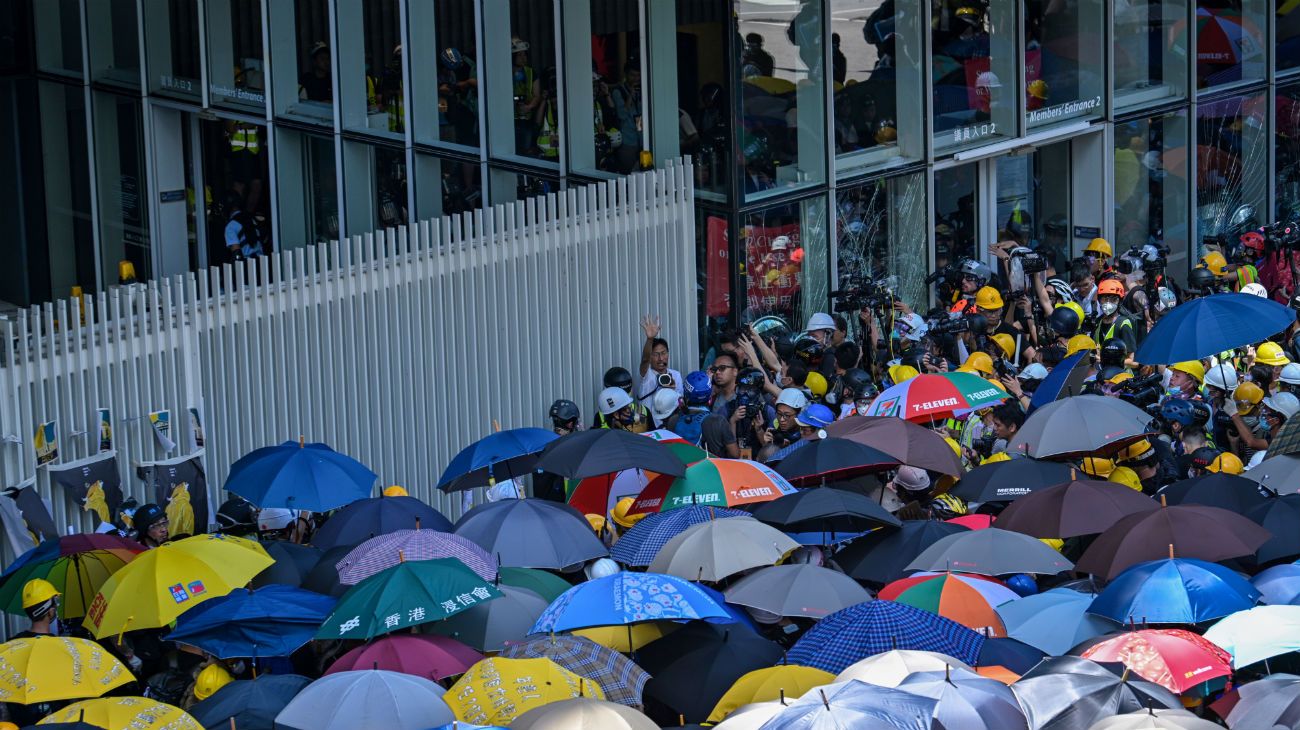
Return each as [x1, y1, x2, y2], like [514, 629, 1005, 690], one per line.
[316, 558, 502, 641]
[496, 567, 573, 603]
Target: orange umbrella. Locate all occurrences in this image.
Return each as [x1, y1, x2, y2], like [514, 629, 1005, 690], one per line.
[878, 572, 1017, 638]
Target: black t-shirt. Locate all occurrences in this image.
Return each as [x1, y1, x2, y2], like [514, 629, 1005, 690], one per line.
[299, 71, 332, 102]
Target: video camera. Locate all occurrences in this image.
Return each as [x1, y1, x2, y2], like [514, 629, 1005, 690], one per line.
[831, 272, 896, 313]
[925, 311, 988, 336]
[1116, 243, 1169, 277]
[1264, 221, 1300, 251]
[1115, 372, 1162, 409]
[1011, 248, 1048, 275]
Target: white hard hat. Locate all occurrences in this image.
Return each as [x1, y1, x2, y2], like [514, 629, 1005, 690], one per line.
[894, 312, 929, 342]
[1264, 392, 1300, 420]
[1280, 363, 1300, 386]
[805, 312, 836, 333]
[651, 388, 681, 427]
[776, 388, 809, 410]
[597, 386, 634, 416]
[583, 558, 621, 581]
[1018, 363, 1049, 381]
[1203, 363, 1239, 392]
[258, 508, 299, 532]
[1241, 282, 1267, 297]
[771, 235, 791, 252]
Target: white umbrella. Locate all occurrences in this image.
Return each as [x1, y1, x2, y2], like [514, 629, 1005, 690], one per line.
[713, 701, 786, 729]
[1088, 708, 1222, 729]
[834, 649, 974, 688]
[1204, 605, 1300, 668]
[510, 698, 658, 730]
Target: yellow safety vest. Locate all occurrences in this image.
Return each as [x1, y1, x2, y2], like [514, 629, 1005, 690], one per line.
[230, 126, 260, 154]
[538, 103, 559, 158]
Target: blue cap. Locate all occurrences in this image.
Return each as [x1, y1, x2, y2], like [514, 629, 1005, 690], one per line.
[684, 370, 712, 404]
[796, 404, 835, 429]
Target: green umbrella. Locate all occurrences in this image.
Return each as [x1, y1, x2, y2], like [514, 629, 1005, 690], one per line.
[497, 567, 572, 603]
[316, 558, 502, 641]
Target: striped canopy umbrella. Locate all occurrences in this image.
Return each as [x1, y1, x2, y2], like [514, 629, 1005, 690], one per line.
[879, 572, 1018, 638]
[864, 372, 1008, 423]
[628, 459, 797, 516]
[335, 529, 497, 584]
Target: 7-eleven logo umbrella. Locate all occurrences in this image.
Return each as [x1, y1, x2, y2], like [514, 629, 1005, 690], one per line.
[864, 372, 1008, 423]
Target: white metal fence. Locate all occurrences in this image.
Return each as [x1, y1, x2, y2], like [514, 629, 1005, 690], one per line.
[0, 162, 698, 544]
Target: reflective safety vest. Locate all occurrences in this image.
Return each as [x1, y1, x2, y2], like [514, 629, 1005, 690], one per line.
[230, 125, 260, 154]
[537, 103, 559, 158]
[387, 95, 404, 133]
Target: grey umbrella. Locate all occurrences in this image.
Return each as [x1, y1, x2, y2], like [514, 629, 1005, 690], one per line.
[423, 583, 549, 652]
[1226, 673, 1300, 729]
[1243, 454, 1300, 495]
[453, 498, 608, 569]
[897, 667, 1027, 730]
[274, 669, 454, 730]
[904, 528, 1075, 576]
[724, 564, 872, 620]
[1008, 395, 1154, 460]
[1010, 656, 1180, 730]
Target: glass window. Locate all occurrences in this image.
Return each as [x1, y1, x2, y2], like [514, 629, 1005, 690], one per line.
[993, 142, 1072, 274]
[483, 0, 561, 164]
[269, 0, 334, 123]
[34, 0, 83, 77]
[338, 0, 404, 138]
[1195, 1, 1267, 90]
[830, 0, 925, 171]
[1195, 92, 1267, 264]
[1115, 0, 1189, 108]
[39, 82, 96, 298]
[738, 0, 827, 201]
[409, 0, 480, 150]
[1115, 111, 1192, 281]
[740, 196, 828, 329]
[143, 0, 203, 99]
[93, 92, 151, 285]
[1025, 0, 1105, 127]
[413, 153, 483, 220]
[932, 2, 1018, 154]
[934, 164, 981, 270]
[564, 0, 643, 176]
[87, 0, 141, 88]
[274, 128, 338, 246]
[674, 0, 732, 202]
[207, 0, 267, 109]
[201, 118, 271, 265]
[836, 172, 929, 319]
[1276, 82, 1300, 221]
[1281, 1, 1300, 74]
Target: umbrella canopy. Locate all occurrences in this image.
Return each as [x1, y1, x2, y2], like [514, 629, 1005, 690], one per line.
[425, 584, 548, 652]
[825, 416, 964, 475]
[535, 428, 687, 480]
[311, 496, 452, 550]
[609, 506, 751, 567]
[1089, 708, 1221, 730]
[1246, 493, 1300, 563]
[1087, 558, 1260, 624]
[1010, 656, 1181, 730]
[754, 680, 939, 730]
[445, 657, 603, 726]
[41, 698, 202, 729]
[898, 667, 1028, 730]
[315, 558, 502, 641]
[531, 572, 729, 633]
[711, 701, 785, 729]
[1080, 629, 1232, 693]
[1008, 396, 1154, 460]
[1157, 473, 1270, 514]
[994, 480, 1159, 538]
[786, 600, 986, 674]
[496, 567, 573, 603]
[84, 534, 273, 638]
[1075, 505, 1271, 579]
[879, 572, 1018, 637]
[1242, 453, 1300, 493]
[166, 585, 337, 658]
[1225, 673, 1300, 729]
[994, 588, 1120, 655]
[648, 518, 798, 582]
[275, 670, 453, 730]
[724, 564, 872, 620]
[834, 519, 970, 585]
[336, 529, 496, 584]
[510, 698, 657, 730]
[1135, 292, 1294, 364]
[0, 534, 143, 619]
[636, 623, 783, 723]
[629, 459, 798, 515]
[750, 486, 902, 534]
[834, 649, 974, 687]
[325, 634, 482, 681]
[1253, 563, 1300, 605]
[0, 636, 131, 704]
[1204, 605, 1300, 668]
[566, 469, 655, 518]
[572, 622, 680, 653]
[453, 498, 608, 570]
[865, 372, 1009, 423]
[948, 514, 995, 530]
[301, 544, 356, 598]
[499, 635, 650, 707]
[1029, 351, 1091, 411]
[188, 674, 311, 730]
[951, 458, 1075, 503]
[772, 437, 901, 486]
[706, 666, 834, 723]
[250, 541, 321, 589]
[224, 440, 377, 511]
[437, 427, 558, 491]
[905, 528, 1075, 576]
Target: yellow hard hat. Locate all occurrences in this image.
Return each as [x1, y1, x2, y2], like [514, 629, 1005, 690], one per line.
[382, 485, 409, 498]
[1081, 456, 1115, 478]
[985, 377, 1006, 391]
[981, 451, 1011, 465]
[804, 371, 828, 398]
[1085, 238, 1112, 257]
[194, 663, 234, 700]
[991, 333, 1015, 359]
[1108, 466, 1143, 492]
[0, 722, 19, 730]
[955, 366, 978, 375]
[1059, 301, 1085, 324]
[1257, 341, 1291, 367]
[888, 365, 919, 385]
[1207, 452, 1244, 475]
[1106, 371, 1134, 385]
[609, 497, 645, 529]
[585, 513, 607, 534]
[1040, 538, 1065, 551]
[944, 437, 962, 456]
[1235, 381, 1265, 414]
[22, 579, 59, 610]
[1170, 360, 1205, 385]
[1200, 251, 1228, 277]
[1066, 334, 1097, 357]
[964, 352, 995, 376]
[1027, 79, 1049, 100]
[975, 286, 1004, 311]
[1116, 438, 1155, 464]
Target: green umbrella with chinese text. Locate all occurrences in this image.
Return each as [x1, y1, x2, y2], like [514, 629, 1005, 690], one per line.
[316, 558, 502, 641]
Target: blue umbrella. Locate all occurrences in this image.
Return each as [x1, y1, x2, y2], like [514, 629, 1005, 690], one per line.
[694, 582, 757, 630]
[1135, 292, 1295, 364]
[786, 600, 986, 674]
[1087, 558, 1260, 624]
[189, 674, 311, 730]
[225, 440, 377, 511]
[757, 679, 938, 730]
[167, 585, 337, 658]
[1253, 563, 1300, 605]
[1029, 351, 1089, 412]
[609, 506, 751, 567]
[436, 428, 558, 492]
[994, 588, 1120, 655]
[311, 496, 453, 550]
[530, 572, 730, 633]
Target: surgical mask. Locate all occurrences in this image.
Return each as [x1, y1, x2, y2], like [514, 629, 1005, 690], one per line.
[1100, 300, 1118, 316]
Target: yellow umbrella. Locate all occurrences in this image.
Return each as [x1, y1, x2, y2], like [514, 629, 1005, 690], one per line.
[84, 534, 273, 640]
[0, 636, 132, 703]
[446, 657, 605, 727]
[573, 621, 679, 652]
[39, 696, 201, 728]
[707, 665, 834, 723]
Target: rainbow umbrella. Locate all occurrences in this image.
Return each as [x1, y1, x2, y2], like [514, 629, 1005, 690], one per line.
[878, 572, 1018, 638]
[628, 459, 797, 515]
[565, 431, 707, 515]
[865, 373, 1008, 423]
[0, 534, 143, 619]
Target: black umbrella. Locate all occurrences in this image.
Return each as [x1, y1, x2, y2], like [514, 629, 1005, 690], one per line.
[300, 543, 358, 597]
[535, 429, 687, 480]
[1157, 473, 1271, 514]
[250, 541, 321, 588]
[1008, 395, 1155, 460]
[950, 458, 1074, 503]
[773, 437, 901, 486]
[189, 674, 311, 730]
[978, 637, 1046, 675]
[312, 495, 453, 550]
[636, 622, 784, 724]
[993, 479, 1159, 539]
[832, 519, 968, 585]
[1075, 504, 1272, 579]
[1010, 656, 1181, 730]
[1247, 493, 1300, 564]
[750, 485, 902, 534]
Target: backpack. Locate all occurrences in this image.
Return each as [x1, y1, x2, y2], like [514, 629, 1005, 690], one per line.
[671, 410, 708, 446]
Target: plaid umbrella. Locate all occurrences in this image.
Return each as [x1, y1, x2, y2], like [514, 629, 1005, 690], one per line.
[499, 635, 649, 706]
[335, 529, 497, 584]
[609, 506, 751, 567]
[786, 600, 986, 674]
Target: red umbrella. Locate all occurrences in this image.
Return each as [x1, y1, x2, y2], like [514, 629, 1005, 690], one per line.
[1080, 629, 1232, 694]
[947, 514, 994, 531]
[324, 634, 483, 681]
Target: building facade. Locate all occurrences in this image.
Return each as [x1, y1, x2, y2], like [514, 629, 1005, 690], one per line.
[2, 0, 1299, 347]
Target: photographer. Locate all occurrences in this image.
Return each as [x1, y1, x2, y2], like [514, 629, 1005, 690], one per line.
[949, 260, 993, 315]
[758, 388, 809, 462]
[727, 367, 775, 459]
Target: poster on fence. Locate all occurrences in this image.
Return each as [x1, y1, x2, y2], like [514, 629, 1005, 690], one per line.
[149, 410, 176, 452]
[48, 452, 125, 529]
[138, 452, 208, 538]
[187, 406, 205, 451]
[98, 408, 113, 452]
[34, 420, 58, 466]
[1, 480, 57, 551]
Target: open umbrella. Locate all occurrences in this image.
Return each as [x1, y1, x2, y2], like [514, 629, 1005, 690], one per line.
[629, 459, 798, 515]
[951, 457, 1075, 503]
[834, 519, 970, 585]
[755, 680, 938, 730]
[454, 498, 607, 569]
[834, 649, 974, 687]
[425, 584, 548, 652]
[510, 698, 657, 730]
[535, 429, 687, 481]
[993, 479, 1159, 538]
[706, 666, 834, 723]
[42, 698, 202, 730]
[905, 528, 1075, 576]
[188, 674, 311, 730]
[325, 634, 482, 681]
[445, 657, 603, 726]
[773, 438, 900, 486]
[879, 572, 1018, 637]
[531, 572, 729, 634]
[637, 623, 783, 723]
[751, 486, 901, 535]
[1246, 494, 1300, 563]
[1135, 292, 1293, 364]
[1225, 673, 1300, 729]
[437, 427, 558, 491]
[1204, 605, 1300, 668]
[1029, 351, 1091, 411]
[724, 564, 872, 620]
[500, 635, 650, 706]
[275, 670, 453, 730]
[565, 433, 709, 515]
[1157, 473, 1270, 514]
[224, 440, 377, 511]
[166, 585, 336, 658]
[786, 600, 986, 673]
[336, 529, 496, 584]
[994, 588, 1119, 655]
[1087, 558, 1260, 624]
[250, 541, 321, 588]
[1008, 396, 1154, 460]
[648, 518, 798, 582]
[0, 636, 132, 703]
[301, 544, 356, 598]
[1075, 504, 1271, 579]
[1010, 656, 1181, 730]
[825, 416, 964, 475]
[311, 496, 452, 550]
[898, 667, 1028, 730]
[0, 534, 143, 619]
[864, 372, 1009, 423]
[1243, 453, 1300, 493]
[1090, 708, 1221, 730]
[1080, 629, 1232, 693]
[496, 567, 572, 603]
[1253, 563, 1300, 605]
[609, 506, 751, 567]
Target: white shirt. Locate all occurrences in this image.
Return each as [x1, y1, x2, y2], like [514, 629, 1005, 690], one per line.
[638, 367, 684, 406]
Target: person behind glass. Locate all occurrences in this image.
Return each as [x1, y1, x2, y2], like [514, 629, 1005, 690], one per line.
[223, 191, 265, 262]
[133, 503, 170, 548]
[831, 33, 847, 84]
[438, 48, 478, 145]
[939, 6, 990, 61]
[741, 33, 775, 77]
[534, 68, 560, 160]
[610, 61, 643, 173]
[511, 37, 542, 153]
[298, 42, 332, 102]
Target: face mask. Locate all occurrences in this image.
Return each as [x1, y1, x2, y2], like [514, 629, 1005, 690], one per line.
[1101, 300, 1118, 316]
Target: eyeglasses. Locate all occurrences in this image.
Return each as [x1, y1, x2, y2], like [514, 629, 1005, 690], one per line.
[776, 408, 798, 419]
[709, 365, 736, 373]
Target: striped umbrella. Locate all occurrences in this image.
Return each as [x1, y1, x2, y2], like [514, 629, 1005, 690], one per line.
[499, 635, 650, 706]
[879, 572, 1018, 638]
[864, 372, 1008, 423]
[609, 506, 751, 567]
[336, 529, 497, 584]
[0, 534, 144, 619]
[565, 432, 708, 516]
[628, 459, 797, 516]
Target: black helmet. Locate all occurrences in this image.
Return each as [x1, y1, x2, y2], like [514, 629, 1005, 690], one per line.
[794, 337, 826, 363]
[216, 496, 257, 535]
[603, 367, 634, 392]
[737, 367, 766, 390]
[548, 399, 580, 427]
[1187, 266, 1217, 292]
[135, 503, 166, 532]
[1047, 307, 1081, 338]
[841, 368, 873, 399]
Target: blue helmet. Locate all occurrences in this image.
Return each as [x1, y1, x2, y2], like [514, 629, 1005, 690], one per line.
[440, 47, 465, 70]
[1160, 397, 1210, 428]
[796, 404, 836, 429]
[1005, 573, 1038, 598]
[684, 370, 712, 405]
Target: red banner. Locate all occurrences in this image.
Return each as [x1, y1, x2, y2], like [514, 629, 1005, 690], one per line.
[705, 216, 730, 317]
[744, 223, 802, 316]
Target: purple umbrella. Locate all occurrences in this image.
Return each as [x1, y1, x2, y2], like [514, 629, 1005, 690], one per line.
[336, 529, 497, 583]
[325, 634, 483, 681]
